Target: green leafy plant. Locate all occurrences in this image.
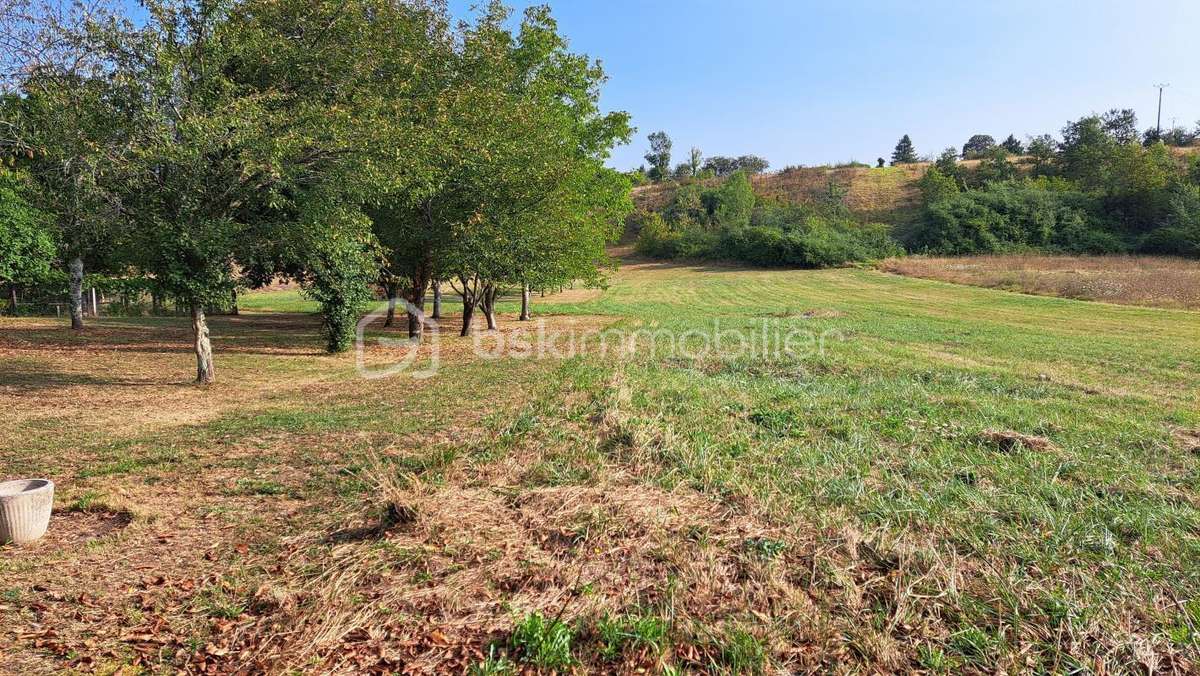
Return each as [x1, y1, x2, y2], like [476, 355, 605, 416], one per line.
[509, 612, 575, 669]
[596, 613, 669, 660]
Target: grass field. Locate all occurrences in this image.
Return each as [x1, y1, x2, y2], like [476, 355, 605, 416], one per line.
[3, 258, 1200, 673]
[881, 254, 1200, 310]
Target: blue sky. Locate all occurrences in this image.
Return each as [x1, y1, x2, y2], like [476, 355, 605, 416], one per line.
[118, 1, 1200, 171]
[448, 0, 1200, 171]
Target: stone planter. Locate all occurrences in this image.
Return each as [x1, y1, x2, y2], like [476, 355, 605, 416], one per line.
[0, 479, 54, 545]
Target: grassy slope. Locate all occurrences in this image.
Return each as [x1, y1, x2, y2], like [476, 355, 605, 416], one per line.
[2, 260, 1199, 673]
[632, 162, 930, 224]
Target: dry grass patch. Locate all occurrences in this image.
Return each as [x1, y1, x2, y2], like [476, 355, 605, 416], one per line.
[881, 254, 1200, 309]
[205, 454, 969, 674]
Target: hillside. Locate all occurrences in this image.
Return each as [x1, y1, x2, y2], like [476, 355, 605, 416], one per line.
[633, 162, 930, 224]
[632, 145, 1200, 227]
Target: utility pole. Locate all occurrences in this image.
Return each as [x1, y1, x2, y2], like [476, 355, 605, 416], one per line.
[1154, 83, 1170, 136]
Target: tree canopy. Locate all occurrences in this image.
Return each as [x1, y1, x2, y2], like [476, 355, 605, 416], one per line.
[0, 167, 53, 310]
[4, 0, 633, 382]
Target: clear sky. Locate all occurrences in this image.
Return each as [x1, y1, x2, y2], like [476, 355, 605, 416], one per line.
[448, 0, 1200, 171]
[114, 1, 1200, 171]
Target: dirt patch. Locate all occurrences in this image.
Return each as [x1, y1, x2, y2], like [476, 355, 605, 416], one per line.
[761, 308, 845, 319]
[4, 508, 134, 553]
[1175, 428, 1200, 455]
[979, 429, 1056, 452]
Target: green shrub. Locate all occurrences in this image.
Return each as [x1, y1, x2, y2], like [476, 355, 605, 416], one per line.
[909, 180, 1117, 255]
[709, 170, 755, 228]
[1140, 184, 1200, 257]
[635, 212, 681, 258]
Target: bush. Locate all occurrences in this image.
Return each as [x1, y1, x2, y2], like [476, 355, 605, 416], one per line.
[710, 170, 755, 228]
[908, 180, 1116, 255]
[634, 212, 680, 258]
[719, 214, 899, 268]
[1140, 185, 1200, 257]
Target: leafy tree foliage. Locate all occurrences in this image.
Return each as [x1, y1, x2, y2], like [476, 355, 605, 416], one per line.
[0, 167, 53, 313]
[1101, 108, 1139, 144]
[973, 147, 1017, 185]
[909, 104, 1198, 258]
[1000, 134, 1024, 154]
[962, 134, 996, 159]
[933, 148, 961, 181]
[644, 131, 672, 181]
[909, 180, 1111, 255]
[711, 170, 755, 227]
[10, 51, 131, 329]
[891, 135, 917, 165]
[702, 155, 769, 177]
[687, 147, 703, 177]
[1026, 135, 1058, 176]
[367, 2, 632, 337]
[917, 166, 959, 204]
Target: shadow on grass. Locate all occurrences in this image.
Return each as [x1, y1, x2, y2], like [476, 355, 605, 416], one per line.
[0, 359, 168, 389]
[0, 312, 329, 357]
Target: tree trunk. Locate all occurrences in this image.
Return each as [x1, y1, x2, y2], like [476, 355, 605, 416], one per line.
[431, 280, 442, 319]
[460, 299, 476, 337]
[6, 284, 17, 316]
[406, 275, 428, 341]
[191, 303, 215, 385]
[383, 281, 398, 327]
[68, 256, 84, 330]
[519, 284, 531, 321]
[229, 288, 239, 316]
[151, 291, 163, 315]
[482, 283, 498, 330]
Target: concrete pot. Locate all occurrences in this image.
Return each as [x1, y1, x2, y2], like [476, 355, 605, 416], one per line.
[0, 479, 54, 545]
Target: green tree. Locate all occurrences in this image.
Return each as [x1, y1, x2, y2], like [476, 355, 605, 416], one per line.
[0, 168, 54, 313]
[401, 2, 632, 336]
[962, 134, 996, 159]
[891, 135, 917, 165]
[735, 155, 770, 174]
[917, 166, 960, 205]
[710, 170, 755, 228]
[12, 63, 130, 330]
[1101, 108, 1139, 144]
[933, 147, 961, 181]
[101, 0, 430, 380]
[1059, 114, 1118, 190]
[974, 146, 1017, 184]
[1000, 134, 1024, 154]
[687, 147, 703, 177]
[644, 131, 672, 182]
[1026, 134, 1058, 176]
[703, 156, 735, 176]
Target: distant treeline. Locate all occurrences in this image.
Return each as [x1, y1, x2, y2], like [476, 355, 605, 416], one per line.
[634, 109, 1200, 266]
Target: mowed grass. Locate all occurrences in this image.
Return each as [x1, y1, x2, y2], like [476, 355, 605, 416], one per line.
[2, 259, 1199, 673]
